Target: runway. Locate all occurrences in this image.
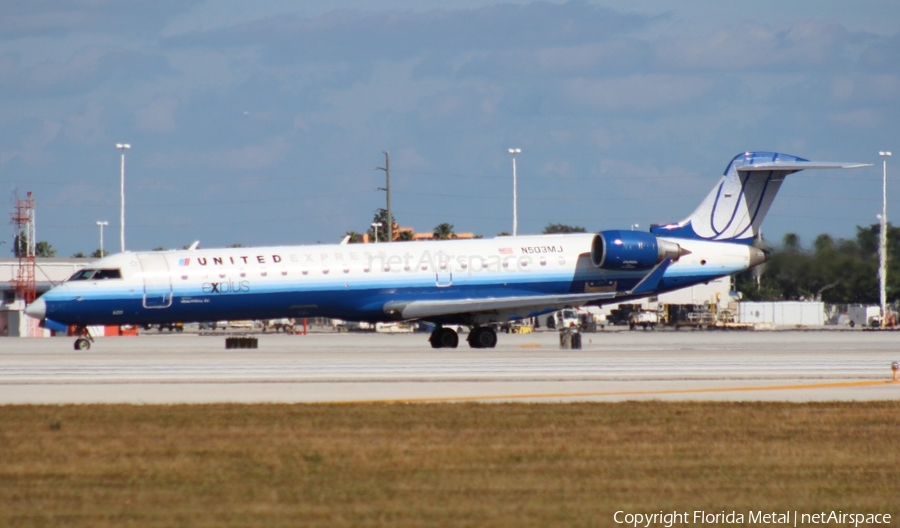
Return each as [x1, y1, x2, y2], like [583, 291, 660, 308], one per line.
[1, 330, 898, 403]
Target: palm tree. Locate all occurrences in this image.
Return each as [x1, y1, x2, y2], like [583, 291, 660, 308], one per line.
[433, 223, 456, 240]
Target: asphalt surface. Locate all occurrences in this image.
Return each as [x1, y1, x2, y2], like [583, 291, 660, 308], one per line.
[1, 329, 899, 403]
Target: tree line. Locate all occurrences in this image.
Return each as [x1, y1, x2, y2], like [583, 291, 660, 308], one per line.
[344, 209, 589, 243]
[736, 223, 899, 304]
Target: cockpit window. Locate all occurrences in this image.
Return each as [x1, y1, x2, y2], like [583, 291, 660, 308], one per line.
[93, 269, 122, 280]
[68, 269, 96, 281]
[67, 269, 122, 281]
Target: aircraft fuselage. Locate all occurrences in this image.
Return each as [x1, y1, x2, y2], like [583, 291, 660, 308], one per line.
[29, 233, 756, 328]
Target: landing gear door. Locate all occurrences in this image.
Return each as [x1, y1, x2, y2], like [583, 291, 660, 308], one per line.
[137, 253, 173, 309]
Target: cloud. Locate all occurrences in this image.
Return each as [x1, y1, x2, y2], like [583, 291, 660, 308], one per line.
[0, 118, 62, 166]
[452, 37, 652, 81]
[653, 20, 868, 73]
[561, 74, 718, 113]
[859, 31, 900, 73]
[0, 47, 172, 98]
[64, 102, 107, 145]
[146, 135, 291, 172]
[135, 97, 180, 133]
[0, 0, 202, 38]
[169, 1, 652, 61]
[828, 109, 880, 128]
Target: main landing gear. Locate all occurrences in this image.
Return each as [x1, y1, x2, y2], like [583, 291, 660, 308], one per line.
[73, 326, 94, 351]
[429, 326, 459, 349]
[467, 326, 497, 349]
[429, 326, 498, 349]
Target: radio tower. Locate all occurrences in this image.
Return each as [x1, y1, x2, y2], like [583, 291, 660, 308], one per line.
[10, 192, 37, 307]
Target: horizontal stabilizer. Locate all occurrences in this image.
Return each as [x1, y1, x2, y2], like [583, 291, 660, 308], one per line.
[737, 161, 871, 172]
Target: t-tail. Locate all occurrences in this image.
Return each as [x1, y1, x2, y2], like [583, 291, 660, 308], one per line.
[649, 151, 870, 244]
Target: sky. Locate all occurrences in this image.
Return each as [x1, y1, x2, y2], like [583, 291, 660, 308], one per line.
[1, 0, 898, 257]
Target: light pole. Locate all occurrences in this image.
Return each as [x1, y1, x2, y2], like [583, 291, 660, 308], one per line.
[371, 222, 382, 244]
[508, 148, 521, 236]
[116, 143, 131, 252]
[96, 221, 108, 257]
[879, 151, 892, 328]
[376, 152, 392, 241]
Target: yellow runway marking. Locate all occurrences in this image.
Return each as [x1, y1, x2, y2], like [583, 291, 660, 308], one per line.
[341, 379, 897, 404]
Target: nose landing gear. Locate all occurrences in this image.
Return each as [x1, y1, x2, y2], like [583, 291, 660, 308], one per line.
[73, 326, 94, 351]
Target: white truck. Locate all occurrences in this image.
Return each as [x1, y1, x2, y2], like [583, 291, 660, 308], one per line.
[847, 305, 881, 328]
[552, 309, 580, 329]
[629, 311, 659, 330]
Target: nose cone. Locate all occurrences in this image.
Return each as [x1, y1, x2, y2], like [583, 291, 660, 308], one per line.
[748, 248, 769, 268]
[25, 297, 46, 320]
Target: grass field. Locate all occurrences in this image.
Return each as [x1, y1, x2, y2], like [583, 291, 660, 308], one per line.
[2, 402, 899, 527]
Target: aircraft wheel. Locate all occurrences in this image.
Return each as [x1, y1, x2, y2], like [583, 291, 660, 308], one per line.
[468, 327, 497, 349]
[430, 328, 459, 349]
[74, 338, 91, 351]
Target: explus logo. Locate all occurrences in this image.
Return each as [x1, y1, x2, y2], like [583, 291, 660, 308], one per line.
[202, 280, 250, 294]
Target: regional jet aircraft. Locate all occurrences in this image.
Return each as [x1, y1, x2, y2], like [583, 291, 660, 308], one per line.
[26, 152, 867, 350]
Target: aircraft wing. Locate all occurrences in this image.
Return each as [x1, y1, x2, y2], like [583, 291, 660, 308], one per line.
[383, 291, 618, 320]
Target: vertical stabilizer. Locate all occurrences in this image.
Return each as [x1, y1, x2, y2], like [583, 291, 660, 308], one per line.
[650, 151, 869, 244]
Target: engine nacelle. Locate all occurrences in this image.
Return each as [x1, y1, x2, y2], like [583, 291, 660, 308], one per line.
[591, 230, 686, 271]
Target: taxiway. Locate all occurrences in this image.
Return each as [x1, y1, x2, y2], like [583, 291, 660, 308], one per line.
[1, 330, 898, 403]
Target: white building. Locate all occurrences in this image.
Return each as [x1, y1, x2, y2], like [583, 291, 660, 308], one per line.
[738, 301, 826, 326]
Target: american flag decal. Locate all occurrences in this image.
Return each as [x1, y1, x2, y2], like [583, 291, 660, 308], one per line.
[498, 247, 513, 255]
[179, 258, 190, 266]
